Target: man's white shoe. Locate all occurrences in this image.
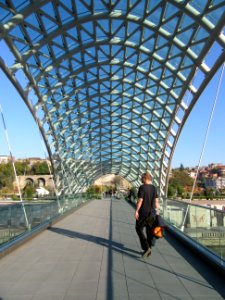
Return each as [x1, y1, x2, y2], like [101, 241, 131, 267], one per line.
[142, 247, 151, 258]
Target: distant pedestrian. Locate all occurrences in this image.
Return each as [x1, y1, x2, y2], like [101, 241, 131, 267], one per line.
[135, 172, 159, 258]
[128, 188, 132, 202]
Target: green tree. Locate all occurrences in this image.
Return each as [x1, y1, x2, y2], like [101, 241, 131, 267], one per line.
[23, 184, 35, 198]
[204, 187, 215, 199]
[15, 161, 29, 175]
[167, 185, 176, 197]
[168, 169, 194, 198]
[179, 163, 184, 171]
[30, 162, 50, 175]
[86, 185, 101, 194]
[177, 185, 184, 197]
[169, 170, 193, 187]
[0, 163, 14, 189]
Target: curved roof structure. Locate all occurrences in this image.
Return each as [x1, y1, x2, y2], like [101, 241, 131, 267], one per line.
[0, 0, 225, 195]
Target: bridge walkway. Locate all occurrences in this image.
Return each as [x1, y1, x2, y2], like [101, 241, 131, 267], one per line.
[0, 198, 224, 300]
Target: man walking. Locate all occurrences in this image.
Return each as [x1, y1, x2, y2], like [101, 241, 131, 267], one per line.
[135, 172, 159, 258]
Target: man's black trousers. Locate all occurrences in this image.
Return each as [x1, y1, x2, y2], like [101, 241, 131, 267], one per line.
[136, 216, 155, 251]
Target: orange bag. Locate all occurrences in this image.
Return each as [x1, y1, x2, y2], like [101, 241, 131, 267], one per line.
[151, 215, 166, 238]
[152, 226, 165, 238]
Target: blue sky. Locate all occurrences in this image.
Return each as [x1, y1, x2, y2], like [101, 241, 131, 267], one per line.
[0, 69, 47, 160]
[0, 63, 225, 169]
[172, 64, 225, 168]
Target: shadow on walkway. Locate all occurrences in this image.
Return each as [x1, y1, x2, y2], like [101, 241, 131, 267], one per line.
[164, 230, 225, 298]
[0, 198, 224, 299]
[127, 198, 225, 298]
[48, 225, 225, 299]
[49, 226, 140, 258]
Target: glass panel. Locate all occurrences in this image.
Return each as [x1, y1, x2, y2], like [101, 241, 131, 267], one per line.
[206, 7, 224, 25]
[12, 0, 29, 10]
[190, 0, 208, 14]
[0, 194, 91, 247]
[0, 7, 13, 22]
[163, 199, 225, 261]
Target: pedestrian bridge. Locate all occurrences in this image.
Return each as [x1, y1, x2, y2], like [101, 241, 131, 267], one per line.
[0, 1, 225, 298]
[0, 198, 225, 300]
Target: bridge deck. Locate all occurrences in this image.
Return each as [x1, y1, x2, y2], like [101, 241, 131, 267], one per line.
[0, 198, 224, 300]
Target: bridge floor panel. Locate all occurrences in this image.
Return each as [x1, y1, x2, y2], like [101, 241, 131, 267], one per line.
[0, 198, 224, 300]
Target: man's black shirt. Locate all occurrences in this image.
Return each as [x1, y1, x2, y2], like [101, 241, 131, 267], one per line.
[137, 184, 158, 217]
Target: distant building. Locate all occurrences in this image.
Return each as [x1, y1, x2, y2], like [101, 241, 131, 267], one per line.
[188, 170, 197, 179]
[0, 155, 14, 164]
[217, 166, 225, 177]
[204, 177, 225, 190]
[198, 170, 207, 181]
[17, 157, 50, 166]
[208, 163, 223, 169]
[17, 157, 43, 164]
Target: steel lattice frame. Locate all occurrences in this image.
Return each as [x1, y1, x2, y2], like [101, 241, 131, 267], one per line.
[0, 0, 225, 195]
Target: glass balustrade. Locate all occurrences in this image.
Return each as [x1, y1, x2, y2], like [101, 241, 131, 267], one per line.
[1, 196, 225, 263]
[162, 199, 225, 261]
[129, 197, 225, 261]
[0, 193, 91, 247]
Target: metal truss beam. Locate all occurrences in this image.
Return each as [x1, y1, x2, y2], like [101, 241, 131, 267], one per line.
[0, 0, 225, 196]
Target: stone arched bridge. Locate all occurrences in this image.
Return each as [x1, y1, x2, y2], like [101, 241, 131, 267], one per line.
[16, 175, 54, 190]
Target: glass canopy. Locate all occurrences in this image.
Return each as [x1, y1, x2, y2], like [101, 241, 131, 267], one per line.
[0, 0, 225, 195]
